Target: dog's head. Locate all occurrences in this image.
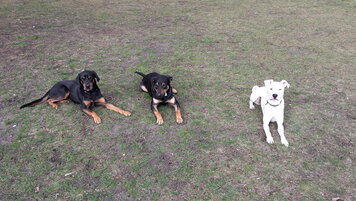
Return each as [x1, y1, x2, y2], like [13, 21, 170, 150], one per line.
[151, 75, 172, 99]
[76, 70, 100, 92]
[264, 79, 290, 103]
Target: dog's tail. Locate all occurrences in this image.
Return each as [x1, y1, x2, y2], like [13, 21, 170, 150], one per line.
[135, 72, 146, 77]
[252, 85, 259, 92]
[20, 91, 49, 109]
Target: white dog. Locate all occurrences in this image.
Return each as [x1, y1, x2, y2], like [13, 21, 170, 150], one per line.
[249, 80, 290, 147]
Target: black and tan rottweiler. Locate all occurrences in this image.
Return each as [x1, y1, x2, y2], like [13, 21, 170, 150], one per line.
[20, 70, 131, 123]
[135, 72, 183, 125]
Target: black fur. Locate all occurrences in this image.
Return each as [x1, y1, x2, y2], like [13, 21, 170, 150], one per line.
[20, 70, 102, 108]
[135, 71, 182, 124]
[135, 72, 173, 101]
[19, 91, 49, 109]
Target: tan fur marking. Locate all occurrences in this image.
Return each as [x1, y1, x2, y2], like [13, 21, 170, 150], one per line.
[95, 97, 106, 103]
[83, 109, 101, 124]
[83, 100, 92, 106]
[47, 100, 58, 109]
[172, 88, 178, 94]
[106, 103, 131, 116]
[63, 92, 70, 99]
[153, 98, 162, 104]
[173, 104, 183, 123]
[166, 97, 175, 104]
[95, 98, 131, 116]
[140, 85, 148, 92]
[153, 110, 164, 125]
[161, 89, 168, 96]
[57, 100, 69, 104]
[46, 93, 70, 109]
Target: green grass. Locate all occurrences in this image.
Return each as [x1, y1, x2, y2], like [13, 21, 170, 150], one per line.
[0, 0, 355, 200]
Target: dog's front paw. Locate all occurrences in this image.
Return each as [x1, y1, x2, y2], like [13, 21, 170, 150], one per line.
[93, 116, 101, 124]
[176, 116, 183, 124]
[281, 138, 289, 147]
[122, 110, 131, 116]
[266, 137, 274, 144]
[249, 105, 255, 109]
[156, 118, 164, 125]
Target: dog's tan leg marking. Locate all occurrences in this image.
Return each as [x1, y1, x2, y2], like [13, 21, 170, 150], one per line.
[140, 85, 148, 93]
[151, 103, 163, 124]
[57, 93, 70, 103]
[174, 106, 183, 123]
[167, 97, 183, 123]
[57, 100, 69, 103]
[83, 100, 93, 107]
[82, 109, 101, 124]
[95, 97, 131, 116]
[47, 100, 59, 109]
[153, 110, 164, 125]
[47, 93, 71, 109]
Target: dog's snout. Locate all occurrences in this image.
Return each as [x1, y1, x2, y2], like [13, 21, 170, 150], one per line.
[272, 94, 278, 99]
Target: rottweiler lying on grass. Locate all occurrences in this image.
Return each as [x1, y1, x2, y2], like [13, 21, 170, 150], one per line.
[20, 70, 131, 123]
[135, 72, 183, 125]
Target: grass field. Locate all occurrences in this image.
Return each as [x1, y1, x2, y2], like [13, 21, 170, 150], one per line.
[0, 0, 355, 200]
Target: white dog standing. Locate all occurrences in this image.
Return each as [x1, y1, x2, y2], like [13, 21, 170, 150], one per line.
[249, 80, 290, 147]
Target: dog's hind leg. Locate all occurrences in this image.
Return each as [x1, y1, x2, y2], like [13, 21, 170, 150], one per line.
[47, 100, 59, 109]
[46, 92, 70, 109]
[249, 96, 260, 109]
[57, 100, 70, 103]
[249, 100, 255, 109]
[139, 81, 148, 92]
[172, 88, 178, 94]
[249, 86, 261, 109]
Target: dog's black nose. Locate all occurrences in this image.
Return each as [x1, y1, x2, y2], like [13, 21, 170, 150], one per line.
[272, 94, 278, 99]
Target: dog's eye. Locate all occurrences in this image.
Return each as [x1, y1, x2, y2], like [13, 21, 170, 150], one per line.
[88, 76, 91, 79]
[270, 88, 272, 90]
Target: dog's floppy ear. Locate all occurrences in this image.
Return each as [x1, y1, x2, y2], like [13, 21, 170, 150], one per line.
[76, 73, 81, 83]
[264, 79, 273, 86]
[281, 80, 290, 88]
[92, 71, 100, 82]
[167, 75, 173, 81]
[151, 77, 157, 85]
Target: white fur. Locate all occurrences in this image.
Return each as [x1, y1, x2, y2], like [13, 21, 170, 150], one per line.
[249, 79, 290, 147]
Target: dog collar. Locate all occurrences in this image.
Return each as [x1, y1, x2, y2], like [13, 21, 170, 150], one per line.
[265, 100, 282, 107]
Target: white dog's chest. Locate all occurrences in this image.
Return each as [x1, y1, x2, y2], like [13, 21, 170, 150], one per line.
[262, 101, 284, 121]
[249, 79, 290, 147]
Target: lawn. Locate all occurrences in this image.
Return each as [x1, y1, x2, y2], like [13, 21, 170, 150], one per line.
[0, 0, 355, 200]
